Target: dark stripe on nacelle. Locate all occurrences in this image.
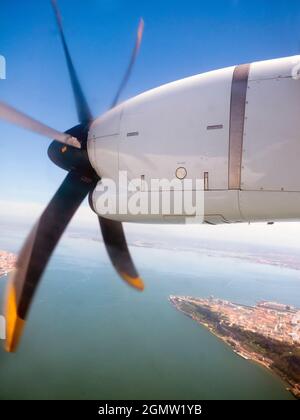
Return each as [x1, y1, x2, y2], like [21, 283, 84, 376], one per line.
[229, 64, 250, 190]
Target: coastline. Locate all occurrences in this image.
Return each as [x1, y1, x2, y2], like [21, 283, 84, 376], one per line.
[0, 269, 14, 279]
[170, 298, 300, 399]
[0, 250, 16, 279]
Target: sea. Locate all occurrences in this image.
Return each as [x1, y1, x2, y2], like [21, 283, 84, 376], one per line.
[0, 223, 299, 400]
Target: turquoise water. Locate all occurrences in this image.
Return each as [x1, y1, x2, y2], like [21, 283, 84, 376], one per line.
[0, 225, 298, 400]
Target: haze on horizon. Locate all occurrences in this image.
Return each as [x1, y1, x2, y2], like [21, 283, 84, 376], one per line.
[2, 199, 300, 253]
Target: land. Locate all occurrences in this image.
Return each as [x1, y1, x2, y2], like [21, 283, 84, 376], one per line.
[170, 295, 300, 399]
[0, 250, 16, 278]
[68, 231, 300, 272]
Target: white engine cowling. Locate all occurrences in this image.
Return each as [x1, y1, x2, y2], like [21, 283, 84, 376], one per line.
[87, 55, 300, 224]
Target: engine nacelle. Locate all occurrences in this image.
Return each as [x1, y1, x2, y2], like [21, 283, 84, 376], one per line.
[88, 55, 300, 224]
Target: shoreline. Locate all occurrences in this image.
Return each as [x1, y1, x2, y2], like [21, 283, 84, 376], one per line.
[170, 298, 300, 399]
[0, 269, 13, 279]
[0, 250, 16, 279]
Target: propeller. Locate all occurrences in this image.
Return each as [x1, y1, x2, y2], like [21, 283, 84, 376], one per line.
[99, 217, 144, 291]
[111, 18, 144, 108]
[5, 172, 96, 352]
[0, 101, 81, 149]
[3, 0, 145, 352]
[51, 0, 92, 125]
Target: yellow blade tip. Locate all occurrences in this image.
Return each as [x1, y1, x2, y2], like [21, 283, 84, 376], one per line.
[121, 273, 145, 291]
[5, 281, 25, 353]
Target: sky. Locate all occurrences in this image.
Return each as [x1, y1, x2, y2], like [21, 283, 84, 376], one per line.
[1, 0, 300, 247]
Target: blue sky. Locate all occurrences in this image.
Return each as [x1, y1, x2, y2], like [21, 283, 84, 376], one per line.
[1, 0, 300, 205]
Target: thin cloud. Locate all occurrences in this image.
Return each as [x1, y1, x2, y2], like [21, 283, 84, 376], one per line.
[1, 199, 300, 250]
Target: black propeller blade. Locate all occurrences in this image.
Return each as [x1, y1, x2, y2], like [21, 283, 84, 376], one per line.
[5, 172, 96, 352]
[3, 0, 145, 352]
[51, 0, 145, 290]
[111, 18, 144, 108]
[99, 217, 144, 291]
[97, 16, 145, 290]
[51, 0, 92, 125]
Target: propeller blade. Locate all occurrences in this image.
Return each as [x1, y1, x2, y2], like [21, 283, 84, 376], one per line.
[111, 18, 144, 108]
[51, 0, 92, 125]
[97, 20, 145, 289]
[98, 217, 144, 291]
[4, 171, 95, 352]
[0, 101, 81, 148]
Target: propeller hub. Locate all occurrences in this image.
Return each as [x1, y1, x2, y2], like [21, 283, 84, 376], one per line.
[47, 124, 98, 182]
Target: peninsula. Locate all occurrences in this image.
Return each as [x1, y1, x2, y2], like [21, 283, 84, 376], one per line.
[170, 295, 300, 399]
[0, 250, 16, 278]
